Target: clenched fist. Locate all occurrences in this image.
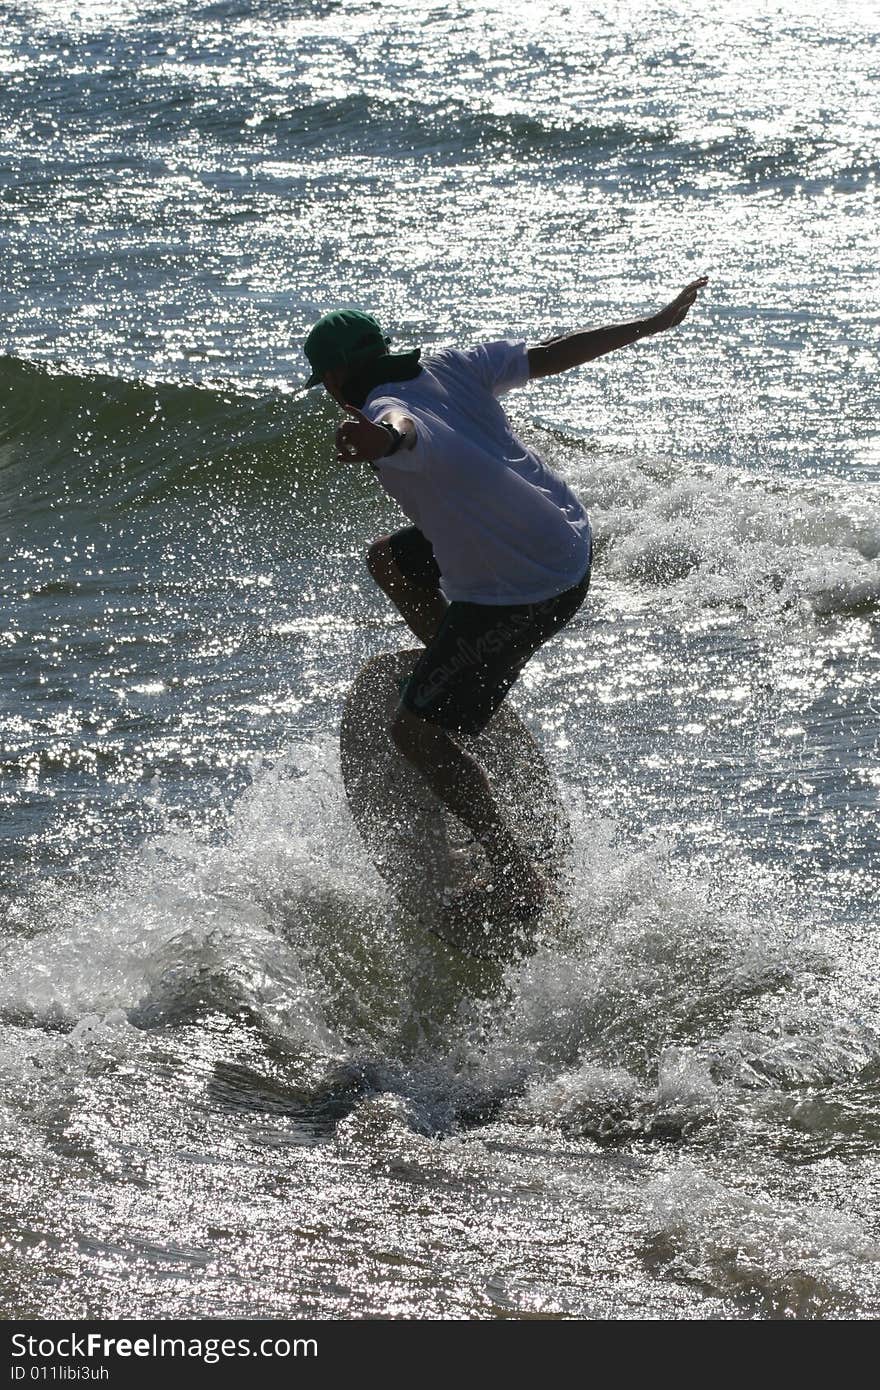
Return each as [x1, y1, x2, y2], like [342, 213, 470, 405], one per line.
[335, 404, 394, 463]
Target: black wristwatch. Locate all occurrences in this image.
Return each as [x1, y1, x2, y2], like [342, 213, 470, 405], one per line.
[379, 422, 404, 456]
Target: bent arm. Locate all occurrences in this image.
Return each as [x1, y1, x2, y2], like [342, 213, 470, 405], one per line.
[335, 403, 417, 463]
[378, 409, 417, 451]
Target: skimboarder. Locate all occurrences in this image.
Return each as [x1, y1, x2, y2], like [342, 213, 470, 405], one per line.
[303, 278, 707, 922]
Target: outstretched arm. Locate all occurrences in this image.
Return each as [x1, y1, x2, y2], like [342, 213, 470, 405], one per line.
[527, 276, 708, 379]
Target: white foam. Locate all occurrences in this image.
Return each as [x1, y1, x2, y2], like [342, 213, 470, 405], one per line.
[509, 1059, 651, 1138]
[482, 818, 809, 1082]
[565, 448, 880, 617]
[3, 743, 873, 1172]
[0, 743, 385, 1051]
[646, 1164, 880, 1315]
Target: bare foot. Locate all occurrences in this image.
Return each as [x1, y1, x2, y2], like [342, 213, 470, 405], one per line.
[432, 886, 541, 961]
[485, 852, 546, 916]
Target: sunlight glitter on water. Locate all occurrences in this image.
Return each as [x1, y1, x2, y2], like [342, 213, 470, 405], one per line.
[2, 0, 879, 1321]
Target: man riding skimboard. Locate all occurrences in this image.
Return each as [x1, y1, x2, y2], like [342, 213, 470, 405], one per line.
[303, 278, 707, 936]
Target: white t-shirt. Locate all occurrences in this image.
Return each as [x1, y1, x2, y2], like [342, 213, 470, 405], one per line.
[364, 340, 592, 605]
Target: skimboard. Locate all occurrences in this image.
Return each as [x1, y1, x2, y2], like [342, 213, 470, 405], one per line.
[340, 648, 570, 960]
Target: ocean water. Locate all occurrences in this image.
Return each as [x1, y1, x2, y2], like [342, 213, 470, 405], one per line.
[1, 0, 879, 1320]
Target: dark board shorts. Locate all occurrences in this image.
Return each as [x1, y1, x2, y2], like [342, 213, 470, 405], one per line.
[387, 526, 591, 735]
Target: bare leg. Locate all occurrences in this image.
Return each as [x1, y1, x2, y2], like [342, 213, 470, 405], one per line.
[368, 536, 543, 912]
[367, 538, 447, 646]
[391, 705, 544, 912]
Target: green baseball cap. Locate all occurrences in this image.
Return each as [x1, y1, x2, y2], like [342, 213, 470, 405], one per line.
[303, 309, 389, 389]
